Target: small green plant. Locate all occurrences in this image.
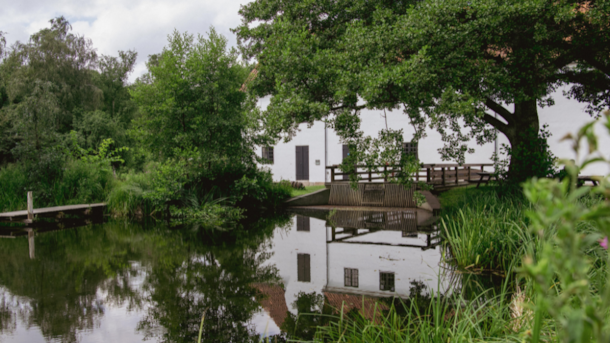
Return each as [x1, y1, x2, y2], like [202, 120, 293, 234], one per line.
[521, 111, 610, 343]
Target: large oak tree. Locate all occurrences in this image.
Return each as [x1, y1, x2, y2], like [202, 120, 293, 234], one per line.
[235, 0, 610, 181]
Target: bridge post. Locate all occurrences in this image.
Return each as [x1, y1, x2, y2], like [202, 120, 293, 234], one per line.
[426, 168, 430, 183]
[442, 168, 446, 186]
[331, 167, 335, 182]
[455, 167, 458, 184]
[468, 166, 471, 182]
[383, 165, 387, 182]
[27, 191, 33, 222]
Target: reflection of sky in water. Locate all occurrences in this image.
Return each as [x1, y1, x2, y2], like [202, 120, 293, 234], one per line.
[0, 209, 442, 342]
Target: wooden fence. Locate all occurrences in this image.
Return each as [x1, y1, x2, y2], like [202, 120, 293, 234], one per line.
[327, 163, 494, 187]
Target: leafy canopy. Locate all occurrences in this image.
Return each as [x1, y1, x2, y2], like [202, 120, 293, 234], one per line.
[130, 27, 255, 165]
[235, 0, 610, 180]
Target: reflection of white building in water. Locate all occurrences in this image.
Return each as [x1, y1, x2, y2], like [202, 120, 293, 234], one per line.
[256, 210, 447, 330]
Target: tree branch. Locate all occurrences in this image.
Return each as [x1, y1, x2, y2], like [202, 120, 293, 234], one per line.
[330, 104, 366, 111]
[482, 112, 509, 136]
[583, 56, 610, 78]
[484, 97, 513, 124]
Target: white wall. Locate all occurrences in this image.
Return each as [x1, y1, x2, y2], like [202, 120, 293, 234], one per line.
[327, 232, 445, 298]
[259, 87, 610, 182]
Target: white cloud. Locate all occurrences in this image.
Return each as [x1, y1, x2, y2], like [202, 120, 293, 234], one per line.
[0, 0, 252, 82]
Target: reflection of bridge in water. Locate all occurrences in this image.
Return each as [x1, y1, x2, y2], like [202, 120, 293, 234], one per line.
[290, 208, 441, 250]
[0, 217, 105, 259]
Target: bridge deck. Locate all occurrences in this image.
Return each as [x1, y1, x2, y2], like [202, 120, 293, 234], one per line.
[0, 203, 106, 222]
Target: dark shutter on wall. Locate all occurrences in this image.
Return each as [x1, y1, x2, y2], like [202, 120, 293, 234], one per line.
[296, 146, 303, 180]
[342, 145, 350, 180]
[297, 254, 311, 282]
[262, 147, 274, 164]
[403, 142, 419, 160]
[296, 215, 310, 231]
[295, 146, 309, 180]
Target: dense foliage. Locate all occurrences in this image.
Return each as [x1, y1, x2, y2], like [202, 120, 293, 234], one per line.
[0, 19, 291, 218]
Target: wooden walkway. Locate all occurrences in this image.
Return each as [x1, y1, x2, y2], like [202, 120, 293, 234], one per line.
[326, 163, 495, 191]
[0, 203, 106, 222]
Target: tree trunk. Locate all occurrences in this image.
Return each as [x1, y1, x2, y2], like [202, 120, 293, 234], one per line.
[504, 99, 541, 183]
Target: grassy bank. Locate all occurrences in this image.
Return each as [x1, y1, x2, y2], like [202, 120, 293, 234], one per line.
[0, 159, 292, 225]
[289, 185, 326, 198]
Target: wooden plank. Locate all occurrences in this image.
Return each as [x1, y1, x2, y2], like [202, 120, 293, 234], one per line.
[0, 203, 106, 221]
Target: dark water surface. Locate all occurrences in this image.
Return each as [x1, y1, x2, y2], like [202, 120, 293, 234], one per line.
[0, 208, 445, 343]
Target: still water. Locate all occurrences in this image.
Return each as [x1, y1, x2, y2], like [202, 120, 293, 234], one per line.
[0, 208, 445, 343]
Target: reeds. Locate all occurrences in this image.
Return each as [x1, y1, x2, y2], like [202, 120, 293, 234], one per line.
[312, 277, 532, 343]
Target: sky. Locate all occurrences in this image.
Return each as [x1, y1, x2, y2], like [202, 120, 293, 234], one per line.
[0, 0, 252, 82]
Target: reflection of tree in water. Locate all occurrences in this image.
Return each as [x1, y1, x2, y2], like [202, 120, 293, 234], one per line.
[0, 214, 291, 343]
[137, 240, 280, 342]
[281, 292, 333, 341]
[0, 290, 16, 336]
[0, 224, 144, 343]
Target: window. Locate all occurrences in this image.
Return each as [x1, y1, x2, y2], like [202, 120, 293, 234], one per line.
[344, 268, 359, 287]
[296, 215, 310, 232]
[262, 147, 274, 164]
[403, 142, 418, 160]
[380, 272, 395, 291]
[297, 254, 311, 282]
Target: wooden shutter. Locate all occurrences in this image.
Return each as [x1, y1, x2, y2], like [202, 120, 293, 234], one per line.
[303, 146, 309, 180]
[296, 146, 310, 180]
[298, 254, 311, 282]
[342, 145, 349, 180]
[296, 215, 310, 232]
[296, 146, 303, 180]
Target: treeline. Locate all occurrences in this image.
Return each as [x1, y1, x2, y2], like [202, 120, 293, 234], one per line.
[0, 18, 290, 219]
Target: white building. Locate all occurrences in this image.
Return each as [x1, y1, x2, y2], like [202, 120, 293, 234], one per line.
[259, 87, 610, 184]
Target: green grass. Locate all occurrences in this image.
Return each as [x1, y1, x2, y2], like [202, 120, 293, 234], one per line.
[439, 186, 533, 273]
[290, 185, 326, 198]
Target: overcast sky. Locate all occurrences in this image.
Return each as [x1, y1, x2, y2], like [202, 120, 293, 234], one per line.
[0, 0, 253, 82]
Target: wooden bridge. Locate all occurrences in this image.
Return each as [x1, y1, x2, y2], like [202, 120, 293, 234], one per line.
[0, 192, 106, 224]
[0, 203, 106, 223]
[326, 163, 495, 191]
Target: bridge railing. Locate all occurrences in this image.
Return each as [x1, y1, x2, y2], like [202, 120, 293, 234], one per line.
[326, 163, 495, 186]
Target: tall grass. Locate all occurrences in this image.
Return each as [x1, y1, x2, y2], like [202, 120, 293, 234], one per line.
[440, 186, 605, 275]
[441, 188, 533, 273]
[106, 172, 155, 216]
[0, 160, 114, 212]
[312, 275, 542, 343]
[0, 164, 28, 212]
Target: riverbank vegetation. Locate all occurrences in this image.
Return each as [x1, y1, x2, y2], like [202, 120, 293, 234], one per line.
[305, 115, 610, 342]
[0, 19, 291, 223]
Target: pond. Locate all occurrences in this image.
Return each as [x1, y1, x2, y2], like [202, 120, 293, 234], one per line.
[0, 208, 448, 343]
